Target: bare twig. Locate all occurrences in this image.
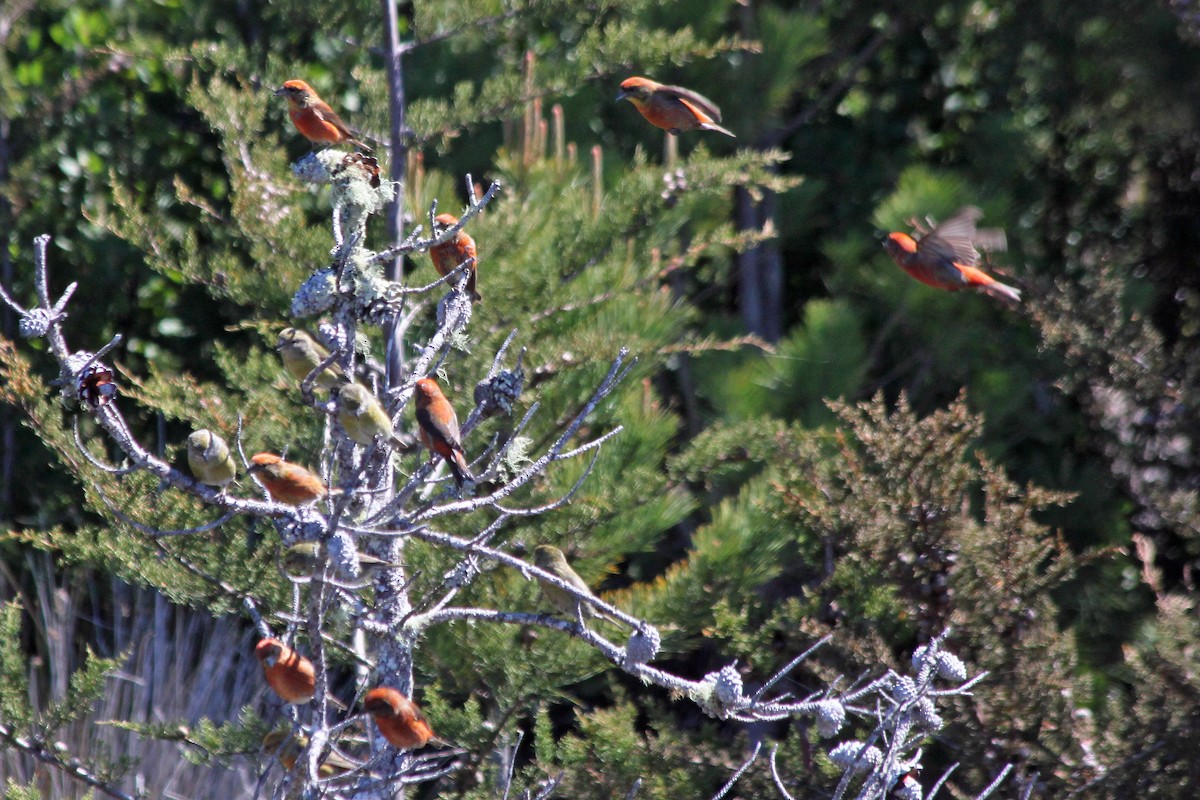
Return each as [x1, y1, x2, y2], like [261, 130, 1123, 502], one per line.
[73, 418, 138, 475]
[370, 180, 502, 266]
[926, 762, 960, 800]
[751, 635, 834, 703]
[711, 741, 762, 800]
[768, 746, 796, 800]
[0, 723, 137, 800]
[975, 764, 1014, 800]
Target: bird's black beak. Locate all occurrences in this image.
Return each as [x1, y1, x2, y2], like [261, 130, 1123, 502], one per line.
[273, 86, 288, 96]
[615, 90, 629, 102]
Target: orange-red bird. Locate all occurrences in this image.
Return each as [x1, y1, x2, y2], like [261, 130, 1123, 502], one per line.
[413, 378, 474, 487]
[248, 453, 329, 505]
[362, 687, 437, 750]
[883, 207, 1021, 305]
[255, 638, 316, 705]
[616, 76, 735, 138]
[274, 79, 371, 151]
[430, 214, 481, 302]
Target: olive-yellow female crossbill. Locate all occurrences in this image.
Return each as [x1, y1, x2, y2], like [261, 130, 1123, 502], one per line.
[262, 730, 361, 777]
[616, 76, 735, 138]
[413, 378, 474, 487]
[337, 383, 404, 448]
[248, 453, 329, 505]
[882, 206, 1020, 305]
[430, 214, 481, 302]
[274, 79, 371, 151]
[276, 328, 349, 390]
[282, 541, 402, 580]
[533, 544, 618, 624]
[186, 429, 236, 489]
[254, 638, 316, 705]
[362, 687, 438, 750]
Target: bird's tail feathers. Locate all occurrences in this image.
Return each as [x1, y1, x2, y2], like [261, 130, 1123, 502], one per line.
[448, 451, 475, 487]
[983, 279, 1022, 306]
[702, 122, 736, 138]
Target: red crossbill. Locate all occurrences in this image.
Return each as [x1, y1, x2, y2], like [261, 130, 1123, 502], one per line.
[430, 214, 481, 302]
[248, 453, 329, 506]
[616, 76, 735, 138]
[186, 429, 236, 489]
[883, 207, 1021, 305]
[413, 378, 474, 487]
[274, 79, 371, 151]
[276, 328, 349, 390]
[362, 687, 437, 750]
[254, 638, 316, 705]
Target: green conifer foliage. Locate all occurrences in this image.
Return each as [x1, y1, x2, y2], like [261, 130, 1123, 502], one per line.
[3, 0, 1200, 797]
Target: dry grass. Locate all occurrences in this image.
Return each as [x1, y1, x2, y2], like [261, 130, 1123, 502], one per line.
[0, 551, 269, 798]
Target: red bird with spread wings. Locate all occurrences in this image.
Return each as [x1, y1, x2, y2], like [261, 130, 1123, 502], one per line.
[616, 76, 735, 138]
[883, 206, 1020, 305]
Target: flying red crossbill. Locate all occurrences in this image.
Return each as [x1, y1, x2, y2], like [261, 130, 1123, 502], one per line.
[413, 378, 474, 487]
[616, 76, 735, 138]
[883, 207, 1021, 305]
[274, 79, 371, 151]
[254, 638, 316, 705]
[186, 429, 236, 489]
[337, 383, 405, 449]
[248, 453, 329, 506]
[362, 687, 437, 750]
[277, 328, 349, 390]
[430, 214, 481, 302]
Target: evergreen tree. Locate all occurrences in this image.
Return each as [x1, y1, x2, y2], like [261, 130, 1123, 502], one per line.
[3, 0, 1200, 798]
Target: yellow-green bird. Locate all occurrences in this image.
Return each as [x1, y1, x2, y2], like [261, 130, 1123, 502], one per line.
[262, 730, 362, 777]
[337, 383, 405, 448]
[282, 541, 402, 580]
[276, 327, 349, 389]
[534, 545, 616, 623]
[186, 429, 237, 489]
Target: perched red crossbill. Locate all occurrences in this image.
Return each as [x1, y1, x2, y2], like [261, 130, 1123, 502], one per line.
[413, 378, 474, 487]
[274, 79, 371, 151]
[255, 638, 316, 705]
[883, 207, 1021, 305]
[430, 214, 481, 302]
[616, 76, 735, 138]
[362, 687, 437, 750]
[248, 453, 329, 506]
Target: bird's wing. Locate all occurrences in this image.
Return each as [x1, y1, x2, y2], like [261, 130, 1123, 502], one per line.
[922, 206, 984, 266]
[416, 406, 462, 449]
[312, 99, 360, 139]
[659, 84, 723, 122]
[973, 227, 1008, 253]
